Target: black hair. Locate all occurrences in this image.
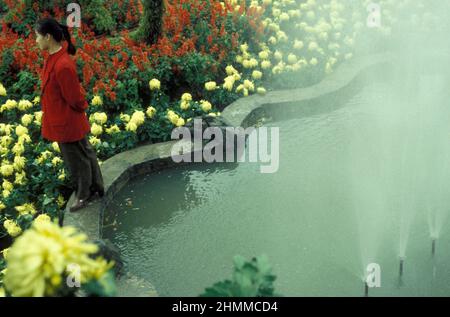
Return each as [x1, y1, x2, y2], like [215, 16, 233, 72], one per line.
[35, 18, 76, 55]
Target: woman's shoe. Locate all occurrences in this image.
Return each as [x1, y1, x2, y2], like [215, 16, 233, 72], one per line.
[69, 198, 89, 212]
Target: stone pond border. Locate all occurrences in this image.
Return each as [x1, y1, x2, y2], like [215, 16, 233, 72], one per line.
[62, 52, 396, 296]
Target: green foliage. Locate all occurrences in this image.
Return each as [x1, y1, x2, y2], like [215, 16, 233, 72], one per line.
[200, 255, 279, 297]
[132, 0, 164, 44]
[0, 48, 14, 87]
[82, 270, 117, 297]
[9, 71, 38, 101]
[83, 0, 117, 35]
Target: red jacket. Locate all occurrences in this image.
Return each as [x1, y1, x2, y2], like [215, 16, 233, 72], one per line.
[40, 47, 90, 143]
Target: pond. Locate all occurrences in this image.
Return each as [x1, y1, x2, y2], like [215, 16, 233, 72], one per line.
[103, 67, 450, 296]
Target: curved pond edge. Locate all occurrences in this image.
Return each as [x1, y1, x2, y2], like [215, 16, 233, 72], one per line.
[62, 51, 396, 296]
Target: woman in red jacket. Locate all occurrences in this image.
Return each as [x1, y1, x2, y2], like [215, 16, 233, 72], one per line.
[35, 18, 104, 212]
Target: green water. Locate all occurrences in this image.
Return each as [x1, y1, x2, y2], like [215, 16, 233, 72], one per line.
[103, 79, 450, 296]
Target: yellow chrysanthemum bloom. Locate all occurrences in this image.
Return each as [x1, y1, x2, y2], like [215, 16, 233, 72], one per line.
[167, 110, 180, 125]
[0, 83, 6, 96]
[2, 247, 9, 260]
[34, 111, 43, 125]
[58, 170, 66, 181]
[257, 87, 267, 95]
[258, 51, 269, 60]
[204, 81, 217, 91]
[243, 80, 255, 91]
[3, 221, 105, 297]
[3, 220, 22, 237]
[56, 195, 65, 208]
[2, 180, 13, 191]
[18, 134, 31, 144]
[1, 164, 14, 177]
[149, 78, 161, 91]
[52, 142, 60, 153]
[4, 99, 17, 111]
[225, 65, 238, 76]
[17, 100, 32, 111]
[175, 118, 185, 127]
[261, 60, 271, 69]
[90, 123, 103, 136]
[12, 142, 25, 156]
[13, 156, 26, 171]
[15, 125, 28, 137]
[34, 214, 51, 226]
[119, 113, 130, 123]
[240, 43, 249, 53]
[200, 100, 212, 112]
[252, 70, 263, 80]
[0, 200, 6, 211]
[52, 157, 63, 166]
[274, 51, 283, 61]
[93, 112, 108, 125]
[125, 121, 138, 132]
[1, 135, 13, 147]
[14, 171, 27, 185]
[105, 125, 121, 134]
[89, 136, 101, 147]
[130, 111, 145, 126]
[91, 95, 103, 106]
[181, 93, 192, 102]
[21, 114, 33, 127]
[15, 203, 37, 216]
[146, 106, 156, 118]
[222, 77, 235, 92]
[180, 100, 190, 110]
[32, 96, 40, 105]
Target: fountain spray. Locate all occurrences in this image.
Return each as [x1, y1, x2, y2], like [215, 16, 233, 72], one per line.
[431, 238, 436, 256]
[399, 257, 405, 278]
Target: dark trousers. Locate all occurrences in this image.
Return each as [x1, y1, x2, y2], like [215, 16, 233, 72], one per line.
[58, 136, 104, 200]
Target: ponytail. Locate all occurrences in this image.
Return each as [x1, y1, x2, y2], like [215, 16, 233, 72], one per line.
[59, 23, 76, 55]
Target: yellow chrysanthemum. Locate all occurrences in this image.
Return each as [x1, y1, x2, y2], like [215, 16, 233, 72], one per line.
[105, 125, 120, 134]
[125, 121, 138, 132]
[93, 112, 108, 125]
[3, 220, 22, 237]
[146, 106, 156, 118]
[90, 123, 103, 136]
[252, 70, 263, 80]
[180, 100, 190, 110]
[205, 81, 217, 91]
[181, 93, 192, 102]
[3, 221, 105, 297]
[52, 142, 60, 153]
[130, 111, 145, 126]
[32, 96, 40, 105]
[149, 78, 161, 91]
[21, 114, 33, 127]
[15, 203, 36, 216]
[200, 100, 212, 112]
[15, 125, 28, 137]
[91, 95, 103, 106]
[34, 214, 51, 226]
[1, 164, 14, 177]
[17, 100, 32, 111]
[0, 83, 6, 96]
